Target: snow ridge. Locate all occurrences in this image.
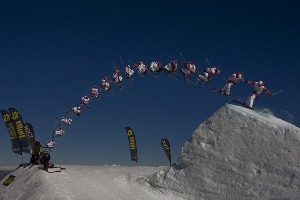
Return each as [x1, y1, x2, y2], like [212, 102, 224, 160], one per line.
[147, 104, 300, 200]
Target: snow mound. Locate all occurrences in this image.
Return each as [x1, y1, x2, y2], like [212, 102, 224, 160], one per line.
[0, 165, 184, 200]
[147, 104, 300, 200]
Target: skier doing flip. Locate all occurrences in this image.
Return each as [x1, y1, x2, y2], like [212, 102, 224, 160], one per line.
[181, 61, 198, 78]
[113, 70, 123, 85]
[81, 96, 92, 105]
[71, 104, 81, 116]
[123, 65, 134, 78]
[60, 112, 72, 126]
[149, 61, 163, 73]
[220, 72, 244, 95]
[132, 61, 148, 75]
[101, 77, 112, 91]
[90, 86, 102, 98]
[46, 137, 56, 148]
[53, 124, 65, 137]
[245, 81, 272, 108]
[197, 66, 220, 83]
[164, 60, 178, 76]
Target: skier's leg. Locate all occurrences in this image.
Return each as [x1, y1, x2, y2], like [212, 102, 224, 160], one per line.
[221, 83, 228, 92]
[226, 82, 233, 95]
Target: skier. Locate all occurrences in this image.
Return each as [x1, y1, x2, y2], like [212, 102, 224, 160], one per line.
[245, 81, 272, 108]
[123, 65, 134, 78]
[71, 104, 81, 116]
[132, 61, 148, 75]
[81, 96, 92, 105]
[113, 70, 123, 85]
[197, 66, 220, 83]
[46, 137, 56, 148]
[40, 151, 52, 171]
[181, 61, 198, 78]
[101, 77, 112, 91]
[53, 124, 64, 137]
[149, 61, 163, 73]
[30, 141, 42, 164]
[90, 86, 102, 98]
[220, 72, 244, 95]
[60, 113, 72, 126]
[164, 60, 178, 76]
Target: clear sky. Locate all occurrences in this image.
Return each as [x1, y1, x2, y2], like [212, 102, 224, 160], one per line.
[0, 0, 299, 167]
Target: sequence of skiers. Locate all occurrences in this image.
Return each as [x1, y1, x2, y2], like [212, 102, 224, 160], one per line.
[48, 59, 272, 148]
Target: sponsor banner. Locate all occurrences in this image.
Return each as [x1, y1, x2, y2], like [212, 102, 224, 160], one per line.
[24, 123, 35, 150]
[0, 110, 21, 155]
[161, 138, 171, 165]
[8, 108, 30, 154]
[125, 127, 138, 162]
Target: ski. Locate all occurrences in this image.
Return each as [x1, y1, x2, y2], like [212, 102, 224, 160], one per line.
[148, 70, 159, 79]
[230, 99, 253, 110]
[210, 89, 239, 100]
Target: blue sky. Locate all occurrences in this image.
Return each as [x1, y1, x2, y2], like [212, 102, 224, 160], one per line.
[0, 0, 299, 167]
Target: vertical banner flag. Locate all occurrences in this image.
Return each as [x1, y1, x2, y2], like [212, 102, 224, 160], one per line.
[0, 110, 22, 155]
[8, 108, 30, 154]
[125, 127, 138, 162]
[161, 138, 171, 165]
[24, 123, 36, 150]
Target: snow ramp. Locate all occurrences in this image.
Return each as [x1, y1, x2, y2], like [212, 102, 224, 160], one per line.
[147, 104, 300, 200]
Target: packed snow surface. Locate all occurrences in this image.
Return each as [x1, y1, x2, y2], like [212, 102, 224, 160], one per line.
[1, 104, 300, 200]
[0, 165, 183, 200]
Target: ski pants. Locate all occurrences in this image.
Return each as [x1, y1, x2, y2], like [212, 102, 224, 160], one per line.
[245, 93, 256, 108]
[221, 82, 234, 94]
[198, 72, 209, 82]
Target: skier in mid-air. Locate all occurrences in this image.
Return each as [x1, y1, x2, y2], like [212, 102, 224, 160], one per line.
[90, 86, 102, 98]
[197, 66, 220, 83]
[123, 65, 134, 79]
[60, 112, 72, 126]
[113, 70, 123, 84]
[46, 137, 56, 148]
[244, 81, 272, 108]
[131, 61, 148, 76]
[53, 124, 65, 137]
[180, 61, 198, 78]
[81, 96, 92, 105]
[71, 104, 81, 116]
[101, 77, 112, 92]
[164, 60, 178, 76]
[219, 72, 244, 95]
[149, 61, 163, 73]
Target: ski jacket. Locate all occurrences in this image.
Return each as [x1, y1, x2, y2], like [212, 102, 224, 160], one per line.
[184, 62, 197, 73]
[113, 72, 119, 80]
[170, 61, 178, 71]
[228, 74, 244, 84]
[247, 81, 272, 97]
[204, 67, 218, 82]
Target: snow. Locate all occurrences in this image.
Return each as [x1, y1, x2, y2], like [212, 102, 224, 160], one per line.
[1, 104, 300, 200]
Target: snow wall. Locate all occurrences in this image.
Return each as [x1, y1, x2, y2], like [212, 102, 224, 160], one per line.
[147, 104, 300, 200]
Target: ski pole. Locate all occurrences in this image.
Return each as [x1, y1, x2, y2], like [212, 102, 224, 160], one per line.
[180, 52, 187, 63]
[206, 58, 212, 68]
[223, 78, 227, 82]
[113, 62, 117, 70]
[271, 90, 283, 96]
[120, 56, 125, 66]
[129, 60, 133, 64]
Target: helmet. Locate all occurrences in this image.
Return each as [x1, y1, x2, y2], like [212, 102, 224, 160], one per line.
[215, 69, 220, 74]
[114, 70, 118, 73]
[140, 61, 143, 64]
[127, 65, 130, 68]
[94, 86, 97, 88]
[236, 72, 242, 79]
[85, 96, 88, 99]
[258, 81, 263, 86]
[104, 77, 107, 80]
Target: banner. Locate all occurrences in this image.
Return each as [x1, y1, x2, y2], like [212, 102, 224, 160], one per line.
[161, 138, 171, 165]
[8, 108, 30, 154]
[125, 127, 138, 162]
[0, 110, 21, 155]
[24, 123, 36, 150]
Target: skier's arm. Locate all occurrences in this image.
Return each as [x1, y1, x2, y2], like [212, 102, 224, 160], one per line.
[263, 88, 272, 96]
[228, 75, 234, 82]
[132, 63, 139, 68]
[246, 81, 255, 85]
